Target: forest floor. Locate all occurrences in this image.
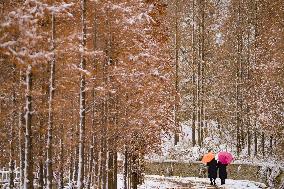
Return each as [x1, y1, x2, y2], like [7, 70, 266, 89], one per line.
[118, 175, 267, 189]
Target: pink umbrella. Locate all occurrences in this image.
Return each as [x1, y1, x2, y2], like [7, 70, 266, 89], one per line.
[218, 152, 233, 164]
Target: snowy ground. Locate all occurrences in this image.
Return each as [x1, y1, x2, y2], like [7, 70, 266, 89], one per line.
[118, 174, 267, 189]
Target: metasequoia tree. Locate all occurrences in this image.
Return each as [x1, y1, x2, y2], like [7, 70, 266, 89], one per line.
[1, 0, 74, 188]
[0, 1, 283, 189]
[219, 0, 283, 157]
[1, 0, 175, 188]
[165, 0, 283, 159]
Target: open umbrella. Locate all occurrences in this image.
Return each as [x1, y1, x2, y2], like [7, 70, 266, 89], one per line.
[218, 151, 233, 164]
[201, 152, 215, 164]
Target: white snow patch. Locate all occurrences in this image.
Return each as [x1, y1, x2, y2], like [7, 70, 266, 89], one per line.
[117, 174, 266, 189]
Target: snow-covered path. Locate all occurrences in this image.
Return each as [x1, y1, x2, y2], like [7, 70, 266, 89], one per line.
[118, 175, 267, 189]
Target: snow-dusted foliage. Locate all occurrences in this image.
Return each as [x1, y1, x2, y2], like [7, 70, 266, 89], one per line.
[0, 0, 283, 188]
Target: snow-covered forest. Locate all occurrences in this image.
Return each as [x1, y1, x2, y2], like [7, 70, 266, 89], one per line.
[0, 0, 283, 188]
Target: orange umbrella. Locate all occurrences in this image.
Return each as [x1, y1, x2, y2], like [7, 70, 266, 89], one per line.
[201, 152, 215, 164]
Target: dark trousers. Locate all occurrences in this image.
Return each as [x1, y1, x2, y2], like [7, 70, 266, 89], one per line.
[210, 178, 216, 185]
[221, 179, 226, 185]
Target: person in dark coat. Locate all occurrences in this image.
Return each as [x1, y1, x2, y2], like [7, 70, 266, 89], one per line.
[217, 161, 228, 185]
[206, 158, 218, 185]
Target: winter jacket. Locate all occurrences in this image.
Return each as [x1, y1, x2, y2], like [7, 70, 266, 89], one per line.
[218, 161, 228, 179]
[206, 159, 218, 179]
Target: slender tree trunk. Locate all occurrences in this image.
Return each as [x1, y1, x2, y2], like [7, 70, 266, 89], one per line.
[9, 64, 17, 189]
[77, 0, 87, 188]
[174, 0, 180, 145]
[69, 154, 73, 185]
[94, 134, 99, 188]
[113, 94, 118, 189]
[131, 152, 138, 189]
[38, 161, 44, 189]
[91, 4, 100, 187]
[200, 0, 205, 145]
[46, 10, 56, 189]
[90, 5, 98, 187]
[8, 119, 15, 186]
[261, 132, 265, 157]
[59, 138, 64, 189]
[43, 150, 47, 186]
[98, 114, 103, 189]
[197, 44, 201, 146]
[247, 127, 251, 156]
[254, 127, 257, 156]
[269, 136, 273, 154]
[73, 135, 79, 183]
[24, 64, 34, 189]
[86, 141, 94, 189]
[246, 23, 251, 157]
[38, 68, 46, 189]
[191, 0, 196, 147]
[69, 120, 75, 186]
[113, 149, 118, 189]
[108, 150, 114, 189]
[253, 0, 259, 158]
[38, 67, 45, 189]
[102, 124, 107, 189]
[19, 102, 25, 189]
[128, 152, 132, 189]
[123, 148, 128, 189]
[236, 0, 244, 156]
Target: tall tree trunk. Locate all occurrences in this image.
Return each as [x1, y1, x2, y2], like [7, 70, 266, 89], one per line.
[69, 120, 75, 186]
[94, 134, 99, 188]
[261, 132, 265, 157]
[24, 64, 34, 189]
[191, 0, 196, 147]
[197, 0, 203, 147]
[269, 136, 273, 154]
[59, 138, 64, 189]
[77, 0, 87, 188]
[108, 150, 114, 189]
[90, 4, 98, 187]
[98, 115, 103, 189]
[102, 116, 107, 189]
[69, 152, 73, 185]
[246, 23, 251, 157]
[247, 127, 251, 156]
[131, 151, 138, 189]
[46, 10, 56, 189]
[197, 46, 201, 146]
[253, 0, 259, 158]
[38, 64, 47, 189]
[113, 149, 118, 189]
[236, 0, 244, 156]
[123, 148, 128, 189]
[128, 152, 132, 189]
[73, 127, 79, 184]
[113, 94, 118, 189]
[174, 0, 180, 145]
[19, 102, 25, 189]
[86, 140, 94, 189]
[247, 107, 251, 156]
[254, 126, 257, 156]
[38, 161, 44, 189]
[9, 64, 17, 189]
[200, 0, 205, 146]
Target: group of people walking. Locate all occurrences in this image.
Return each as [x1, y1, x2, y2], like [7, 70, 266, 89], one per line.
[206, 157, 228, 185]
[202, 150, 233, 186]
